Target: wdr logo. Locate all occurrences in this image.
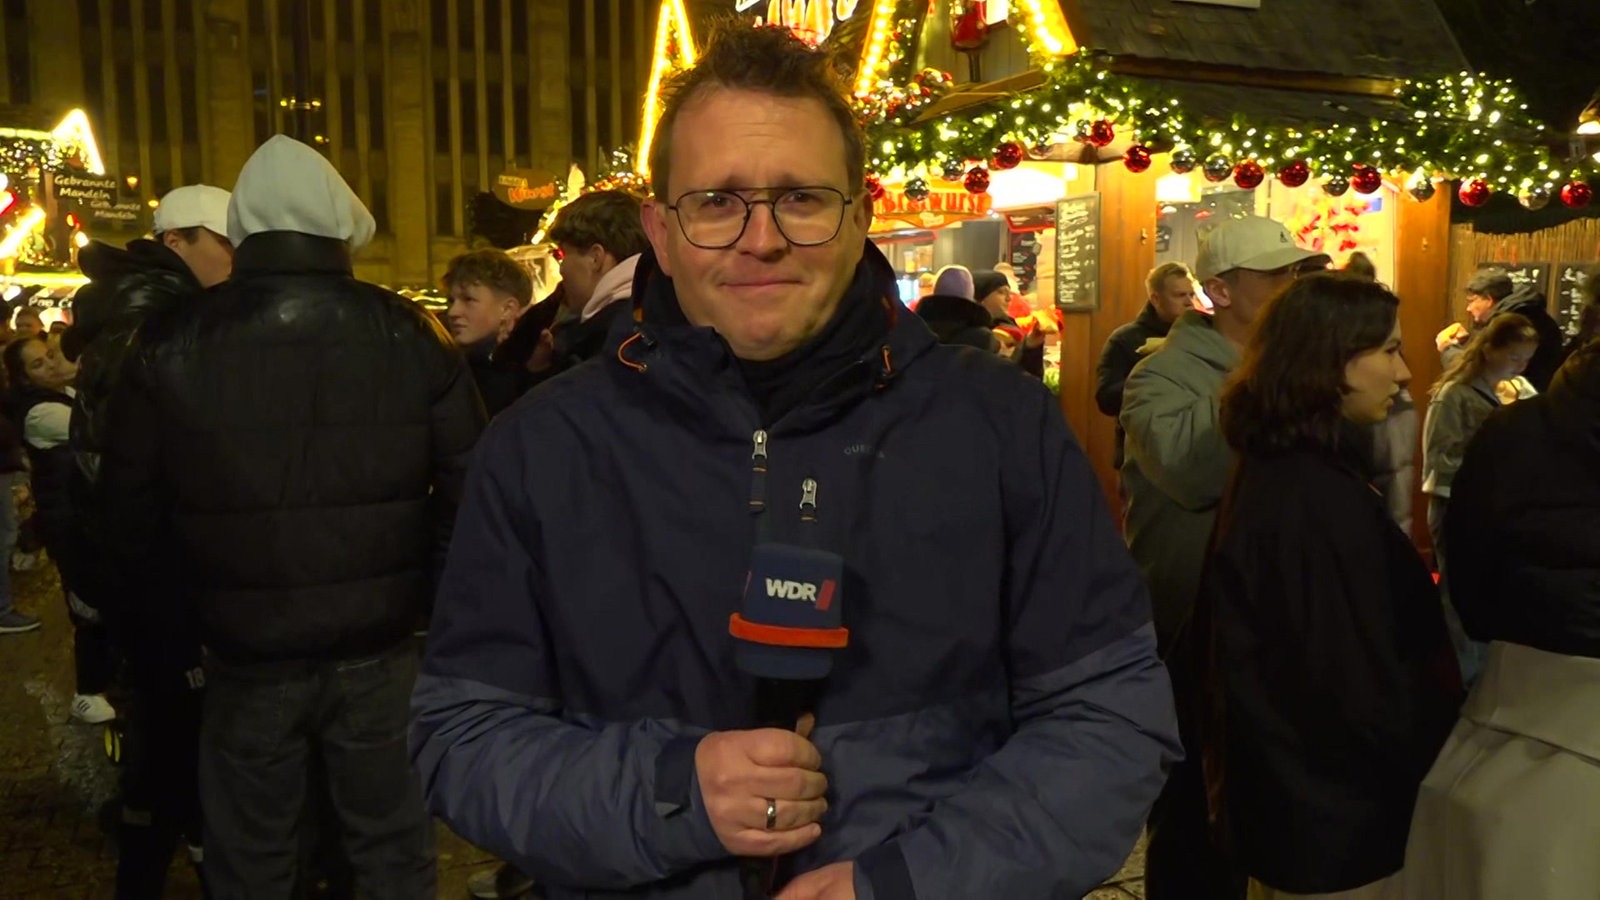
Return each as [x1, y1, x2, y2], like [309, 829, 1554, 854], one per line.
[764, 578, 836, 611]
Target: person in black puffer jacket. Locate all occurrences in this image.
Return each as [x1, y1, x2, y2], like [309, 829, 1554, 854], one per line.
[65, 185, 234, 487]
[68, 184, 233, 900]
[97, 135, 484, 898]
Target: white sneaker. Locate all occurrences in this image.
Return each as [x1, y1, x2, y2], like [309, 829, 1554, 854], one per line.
[71, 694, 117, 724]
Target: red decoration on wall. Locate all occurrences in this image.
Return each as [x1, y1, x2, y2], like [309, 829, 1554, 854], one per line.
[864, 172, 886, 201]
[1123, 145, 1153, 173]
[963, 166, 991, 194]
[1087, 119, 1116, 148]
[949, 0, 990, 50]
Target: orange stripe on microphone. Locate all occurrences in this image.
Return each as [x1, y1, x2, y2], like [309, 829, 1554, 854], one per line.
[728, 614, 850, 649]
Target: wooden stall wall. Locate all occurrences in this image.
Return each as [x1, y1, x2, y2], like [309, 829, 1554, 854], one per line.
[1394, 189, 1454, 553]
[1448, 217, 1600, 301]
[1056, 160, 1158, 510]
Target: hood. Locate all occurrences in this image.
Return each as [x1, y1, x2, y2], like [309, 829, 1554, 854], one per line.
[914, 293, 994, 330]
[1161, 309, 1238, 371]
[226, 135, 376, 250]
[77, 238, 188, 285]
[1546, 343, 1600, 458]
[581, 253, 641, 322]
[65, 238, 198, 361]
[1494, 284, 1548, 317]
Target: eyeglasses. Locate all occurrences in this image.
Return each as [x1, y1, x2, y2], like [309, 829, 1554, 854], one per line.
[667, 186, 852, 250]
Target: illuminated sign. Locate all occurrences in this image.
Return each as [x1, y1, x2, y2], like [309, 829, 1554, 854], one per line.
[493, 169, 559, 209]
[873, 181, 995, 230]
[735, 0, 862, 43]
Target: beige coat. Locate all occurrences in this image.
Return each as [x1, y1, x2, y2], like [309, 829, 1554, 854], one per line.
[1402, 641, 1600, 899]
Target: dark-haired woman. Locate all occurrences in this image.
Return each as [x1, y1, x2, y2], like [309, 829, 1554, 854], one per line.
[1193, 274, 1462, 898]
[2, 335, 117, 723]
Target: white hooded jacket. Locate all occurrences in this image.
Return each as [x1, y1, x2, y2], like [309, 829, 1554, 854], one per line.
[227, 134, 376, 250]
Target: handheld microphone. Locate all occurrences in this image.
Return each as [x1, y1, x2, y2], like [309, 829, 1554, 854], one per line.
[729, 543, 850, 728]
[730, 544, 849, 898]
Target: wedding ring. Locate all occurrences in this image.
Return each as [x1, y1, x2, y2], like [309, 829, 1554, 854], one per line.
[765, 798, 778, 831]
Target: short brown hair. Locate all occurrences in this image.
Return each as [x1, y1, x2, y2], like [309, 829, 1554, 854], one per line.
[1221, 273, 1400, 455]
[648, 21, 865, 200]
[441, 249, 534, 307]
[1146, 262, 1193, 296]
[547, 191, 649, 263]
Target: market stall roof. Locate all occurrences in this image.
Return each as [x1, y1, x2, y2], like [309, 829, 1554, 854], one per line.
[1067, 0, 1467, 83]
[1124, 77, 1407, 129]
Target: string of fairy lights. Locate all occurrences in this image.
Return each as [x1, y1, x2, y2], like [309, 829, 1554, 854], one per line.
[609, 0, 1600, 215]
[852, 4, 1597, 208]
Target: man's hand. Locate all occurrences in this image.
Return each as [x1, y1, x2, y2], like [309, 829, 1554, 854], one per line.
[695, 722, 827, 858]
[1435, 322, 1469, 353]
[776, 862, 856, 900]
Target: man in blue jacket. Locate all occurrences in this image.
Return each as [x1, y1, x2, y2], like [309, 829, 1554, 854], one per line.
[411, 22, 1179, 900]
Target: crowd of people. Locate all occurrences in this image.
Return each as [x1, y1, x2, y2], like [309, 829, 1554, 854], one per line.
[1098, 213, 1597, 898]
[0, 18, 1595, 900]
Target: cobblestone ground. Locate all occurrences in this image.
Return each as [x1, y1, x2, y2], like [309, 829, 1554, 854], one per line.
[0, 561, 1145, 898]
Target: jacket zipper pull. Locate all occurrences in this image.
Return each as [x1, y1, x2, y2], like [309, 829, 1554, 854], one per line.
[799, 478, 818, 523]
[749, 430, 769, 513]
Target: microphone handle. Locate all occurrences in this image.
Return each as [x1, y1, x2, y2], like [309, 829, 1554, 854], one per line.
[741, 678, 823, 898]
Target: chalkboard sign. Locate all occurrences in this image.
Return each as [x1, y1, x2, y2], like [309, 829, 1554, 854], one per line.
[1054, 194, 1101, 312]
[1476, 261, 1551, 298]
[1553, 263, 1593, 340]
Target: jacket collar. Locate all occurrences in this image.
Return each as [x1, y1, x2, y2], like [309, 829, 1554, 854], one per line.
[1135, 302, 1175, 336]
[1163, 309, 1239, 371]
[612, 242, 936, 431]
[232, 232, 353, 277]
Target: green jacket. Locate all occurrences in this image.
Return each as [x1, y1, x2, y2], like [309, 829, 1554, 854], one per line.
[1119, 310, 1239, 654]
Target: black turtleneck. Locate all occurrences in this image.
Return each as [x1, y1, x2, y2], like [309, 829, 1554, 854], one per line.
[641, 256, 892, 427]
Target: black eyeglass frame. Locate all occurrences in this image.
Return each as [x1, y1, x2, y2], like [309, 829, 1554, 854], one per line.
[665, 185, 855, 250]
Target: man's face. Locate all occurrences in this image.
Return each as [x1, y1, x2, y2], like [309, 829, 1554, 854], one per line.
[166, 228, 234, 288]
[446, 282, 520, 346]
[1205, 264, 1300, 329]
[1150, 273, 1197, 323]
[1465, 291, 1496, 325]
[557, 243, 610, 313]
[642, 88, 871, 362]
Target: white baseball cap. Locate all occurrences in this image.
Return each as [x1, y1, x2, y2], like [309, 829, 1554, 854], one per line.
[152, 185, 232, 238]
[1194, 215, 1330, 282]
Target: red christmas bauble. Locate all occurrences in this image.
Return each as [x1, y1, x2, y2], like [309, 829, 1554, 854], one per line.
[963, 166, 991, 195]
[1087, 119, 1116, 148]
[1457, 178, 1492, 208]
[1277, 161, 1310, 188]
[864, 172, 886, 201]
[1123, 145, 1153, 173]
[1233, 160, 1265, 190]
[1351, 165, 1384, 195]
[1560, 180, 1593, 209]
[992, 141, 1024, 170]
